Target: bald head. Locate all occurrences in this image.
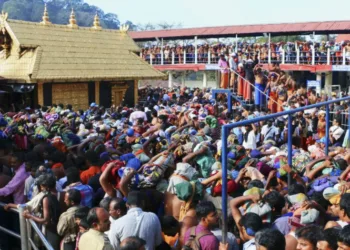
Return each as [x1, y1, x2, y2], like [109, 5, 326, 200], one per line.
[87, 207, 110, 233]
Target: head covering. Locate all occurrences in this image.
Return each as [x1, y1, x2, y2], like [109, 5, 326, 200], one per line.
[126, 128, 134, 137]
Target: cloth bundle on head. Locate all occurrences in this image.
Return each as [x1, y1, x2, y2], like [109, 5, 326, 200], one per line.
[34, 125, 50, 139]
[300, 209, 320, 224]
[273, 156, 288, 178]
[51, 136, 67, 153]
[167, 163, 198, 194]
[246, 203, 272, 223]
[61, 131, 81, 147]
[174, 180, 203, 202]
[243, 187, 265, 196]
[0, 117, 8, 127]
[288, 193, 308, 206]
[132, 144, 150, 164]
[77, 124, 89, 137]
[245, 167, 265, 181]
[205, 115, 218, 128]
[193, 142, 216, 178]
[323, 186, 342, 205]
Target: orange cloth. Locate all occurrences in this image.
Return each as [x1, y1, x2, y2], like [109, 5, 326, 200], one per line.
[80, 166, 101, 184]
[51, 163, 63, 170]
[269, 91, 278, 113]
[237, 78, 244, 96]
[277, 99, 284, 112]
[220, 72, 229, 89]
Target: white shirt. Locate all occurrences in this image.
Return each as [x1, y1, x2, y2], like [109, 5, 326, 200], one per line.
[242, 130, 257, 150]
[330, 125, 344, 141]
[108, 207, 162, 250]
[261, 125, 279, 141]
[129, 111, 147, 125]
[24, 175, 34, 198]
[243, 238, 256, 250]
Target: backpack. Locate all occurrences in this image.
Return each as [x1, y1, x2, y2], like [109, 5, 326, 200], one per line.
[182, 226, 213, 250]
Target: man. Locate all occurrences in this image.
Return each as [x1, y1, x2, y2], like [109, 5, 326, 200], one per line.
[253, 64, 265, 108]
[0, 152, 29, 204]
[129, 105, 147, 126]
[183, 201, 219, 250]
[80, 150, 101, 184]
[108, 191, 162, 250]
[64, 168, 93, 208]
[109, 198, 127, 220]
[338, 225, 350, 250]
[316, 228, 340, 250]
[79, 207, 113, 250]
[255, 228, 285, 250]
[295, 225, 323, 250]
[329, 118, 344, 146]
[229, 53, 238, 89]
[57, 189, 82, 250]
[261, 119, 279, 143]
[120, 236, 146, 250]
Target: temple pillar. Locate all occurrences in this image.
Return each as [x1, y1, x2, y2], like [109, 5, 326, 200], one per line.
[181, 72, 185, 88]
[134, 80, 138, 105]
[203, 71, 207, 88]
[95, 81, 100, 105]
[37, 81, 44, 106]
[168, 72, 173, 88]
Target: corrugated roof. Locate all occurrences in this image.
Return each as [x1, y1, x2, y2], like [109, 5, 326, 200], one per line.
[0, 19, 165, 83]
[129, 20, 350, 41]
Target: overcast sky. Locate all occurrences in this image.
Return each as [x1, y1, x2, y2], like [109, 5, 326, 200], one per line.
[84, 0, 350, 28]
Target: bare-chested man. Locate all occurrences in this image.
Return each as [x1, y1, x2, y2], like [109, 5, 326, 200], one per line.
[253, 64, 265, 108]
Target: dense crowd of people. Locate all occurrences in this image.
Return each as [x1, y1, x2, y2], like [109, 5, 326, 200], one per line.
[140, 40, 350, 65]
[0, 78, 349, 250]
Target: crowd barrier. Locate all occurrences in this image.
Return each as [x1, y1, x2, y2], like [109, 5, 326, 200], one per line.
[0, 202, 54, 250]
[220, 96, 350, 244]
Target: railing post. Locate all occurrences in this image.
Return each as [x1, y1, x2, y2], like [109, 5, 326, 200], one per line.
[327, 48, 331, 65]
[194, 36, 198, 64]
[287, 114, 292, 194]
[326, 105, 330, 154]
[258, 51, 261, 64]
[172, 51, 175, 65]
[312, 48, 315, 65]
[343, 48, 346, 65]
[228, 93, 232, 112]
[281, 49, 285, 64]
[18, 205, 29, 250]
[150, 54, 153, 65]
[161, 38, 164, 65]
[221, 126, 228, 245]
[348, 107, 350, 148]
[268, 49, 271, 64]
[208, 51, 211, 64]
[183, 49, 186, 64]
[296, 49, 300, 64]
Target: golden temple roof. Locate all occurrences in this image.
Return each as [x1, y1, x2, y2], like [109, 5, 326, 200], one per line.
[0, 18, 165, 83]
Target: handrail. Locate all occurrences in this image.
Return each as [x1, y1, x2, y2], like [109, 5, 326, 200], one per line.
[0, 202, 54, 250]
[220, 96, 350, 244]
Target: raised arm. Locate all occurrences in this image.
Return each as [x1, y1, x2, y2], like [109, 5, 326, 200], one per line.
[99, 162, 118, 198]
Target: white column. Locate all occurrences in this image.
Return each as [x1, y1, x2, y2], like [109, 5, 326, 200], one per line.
[183, 49, 186, 64]
[296, 49, 300, 64]
[194, 36, 198, 64]
[327, 48, 331, 65]
[203, 71, 207, 88]
[343, 47, 346, 65]
[161, 38, 164, 65]
[316, 73, 322, 82]
[235, 34, 238, 53]
[268, 49, 271, 64]
[325, 72, 333, 88]
[208, 50, 211, 64]
[150, 55, 153, 65]
[172, 51, 175, 65]
[312, 48, 315, 65]
[181, 72, 186, 88]
[168, 71, 173, 88]
[281, 49, 285, 64]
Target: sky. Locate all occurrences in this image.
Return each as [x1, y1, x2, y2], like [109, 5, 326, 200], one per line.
[84, 0, 350, 28]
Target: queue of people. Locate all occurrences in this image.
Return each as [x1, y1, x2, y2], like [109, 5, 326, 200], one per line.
[140, 40, 350, 66]
[0, 83, 349, 250]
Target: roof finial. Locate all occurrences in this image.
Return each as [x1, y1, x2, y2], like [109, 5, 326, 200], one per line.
[41, 4, 51, 25]
[120, 23, 129, 34]
[67, 8, 78, 28]
[92, 13, 101, 30]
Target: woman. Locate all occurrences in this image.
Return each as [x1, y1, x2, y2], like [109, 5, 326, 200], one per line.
[242, 124, 257, 150]
[23, 174, 61, 250]
[218, 54, 229, 89]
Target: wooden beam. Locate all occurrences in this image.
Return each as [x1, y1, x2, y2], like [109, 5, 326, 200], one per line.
[95, 81, 100, 105]
[134, 80, 138, 105]
[37, 81, 44, 106]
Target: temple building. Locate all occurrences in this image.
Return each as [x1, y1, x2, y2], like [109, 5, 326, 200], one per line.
[0, 7, 165, 110]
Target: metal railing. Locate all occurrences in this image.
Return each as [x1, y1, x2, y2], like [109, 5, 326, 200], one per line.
[219, 96, 350, 244]
[141, 47, 350, 66]
[0, 202, 54, 250]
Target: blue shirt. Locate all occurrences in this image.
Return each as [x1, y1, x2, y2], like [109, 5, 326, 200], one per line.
[65, 182, 93, 208]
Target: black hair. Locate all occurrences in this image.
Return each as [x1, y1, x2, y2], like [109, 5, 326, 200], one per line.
[160, 215, 180, 230]
[196, 201, 216, 221]
[247, 180, 264, 189]
[126, 191, 144, 208]
[120, 236, 146, 250]
[79, 219, 89, 230]
[256, 228, 286, 250]
[85, 150, 100, 166]
[86, 207, 99, 227]
[239, 213, 263, 236]
[340, 193, 350, 218]
[65, 167, 81, 185]
[288, 183, 305, 195]
[99, 197, 112, 211]
[37, 174, 56, 189]
[67, 189, 81, 205]
[263, 191, 285, 215]
[48, 151, 66, 163]
[338, 225, 350, 246]
[320, 228, 340, 250]
[74, 206, 90, 220]
[310, 192, 330, 211]
[336, 159, 348, 171]
[110, 198, 127, 214]
[295, 225, 323, 247]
